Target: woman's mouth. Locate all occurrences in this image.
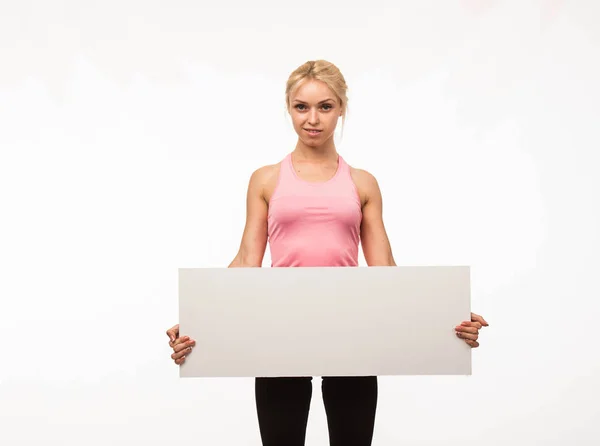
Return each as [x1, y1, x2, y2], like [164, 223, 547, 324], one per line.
[304, 129, 322, 136]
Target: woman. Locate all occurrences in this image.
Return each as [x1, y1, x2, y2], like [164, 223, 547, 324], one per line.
[165, 60, 489, 446]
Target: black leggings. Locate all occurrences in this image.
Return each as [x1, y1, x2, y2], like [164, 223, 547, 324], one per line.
[255, 376, 378, 446]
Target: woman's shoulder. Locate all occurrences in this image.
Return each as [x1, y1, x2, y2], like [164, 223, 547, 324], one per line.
[250, 162, 282, 185]
[247, 161, 283, 202]
[348, 164, 379, 188]
[347, 163, 381, 206]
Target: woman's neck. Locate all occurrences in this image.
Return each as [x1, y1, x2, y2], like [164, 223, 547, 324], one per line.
[293, 138, 337, 161]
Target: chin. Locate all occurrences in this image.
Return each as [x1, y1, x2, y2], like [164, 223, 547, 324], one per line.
[303, 138, 321, 147]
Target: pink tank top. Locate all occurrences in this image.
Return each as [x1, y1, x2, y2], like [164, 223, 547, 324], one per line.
[267, 153, 362, 267]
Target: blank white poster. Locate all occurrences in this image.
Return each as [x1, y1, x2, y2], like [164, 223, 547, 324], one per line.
[179, 266, 472, 378]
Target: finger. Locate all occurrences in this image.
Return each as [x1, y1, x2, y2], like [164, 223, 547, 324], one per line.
[173, 338, 195, 353]
[169, 336, 182, 349]
[171, 343, 194, 361]
[171, 348, 191, 361]
[170, 335, 190, 349]
[166, 324, 180, 343]
[455, 326, 479, 334]
[461, 321, 482, 329]
[456, 331, 479, 341]
[175, 356, 186, 365]
[465, 339, 479, 348]
[471, 313, 489, 327]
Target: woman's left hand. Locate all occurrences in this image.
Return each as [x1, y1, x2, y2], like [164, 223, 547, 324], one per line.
[455, 312, 489, 348]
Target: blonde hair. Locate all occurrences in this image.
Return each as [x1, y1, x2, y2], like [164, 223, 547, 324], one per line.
[285, 60, 349, 135]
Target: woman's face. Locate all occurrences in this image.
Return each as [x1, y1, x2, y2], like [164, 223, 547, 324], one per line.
[288, 79, 342, 147]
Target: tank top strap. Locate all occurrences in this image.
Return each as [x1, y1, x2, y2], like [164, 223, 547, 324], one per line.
[270, 153, 295, 201]
[280, 152, 295, 180]
[336, 154, 351, 178]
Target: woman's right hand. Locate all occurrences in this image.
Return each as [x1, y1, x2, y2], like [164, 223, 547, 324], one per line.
[166, 323, 196, 365]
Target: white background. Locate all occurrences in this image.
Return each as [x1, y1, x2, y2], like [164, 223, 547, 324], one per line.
[1, 1, 599, 445]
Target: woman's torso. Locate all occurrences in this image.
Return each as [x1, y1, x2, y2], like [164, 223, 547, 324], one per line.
[264, 152, 364, 267]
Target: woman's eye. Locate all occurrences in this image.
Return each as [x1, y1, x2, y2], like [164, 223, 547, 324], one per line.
[294, 104, 332, 111]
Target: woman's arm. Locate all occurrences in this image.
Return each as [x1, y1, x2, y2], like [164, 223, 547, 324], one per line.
[352, 169, 396, 266]
[228, 166, 271, 268]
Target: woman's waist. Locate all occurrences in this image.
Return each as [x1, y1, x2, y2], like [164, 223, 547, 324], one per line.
[269, 240, 359, 267]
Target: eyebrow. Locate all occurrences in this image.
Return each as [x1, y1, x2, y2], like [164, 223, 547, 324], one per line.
[292, 98, 335, 104]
